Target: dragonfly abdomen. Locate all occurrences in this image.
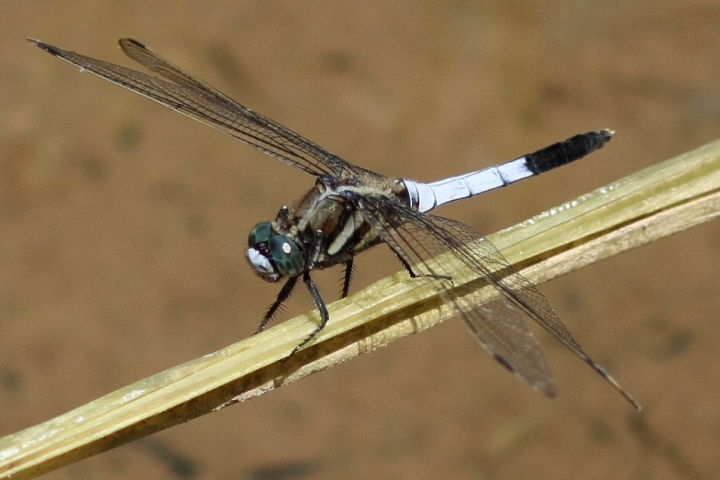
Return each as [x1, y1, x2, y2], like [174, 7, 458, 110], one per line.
[404, 130, 613, 213]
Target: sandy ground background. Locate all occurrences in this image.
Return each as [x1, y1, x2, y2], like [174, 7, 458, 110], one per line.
[2, 1, 720, 479]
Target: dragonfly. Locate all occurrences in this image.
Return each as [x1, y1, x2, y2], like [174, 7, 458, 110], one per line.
[30, 38, 640, 409]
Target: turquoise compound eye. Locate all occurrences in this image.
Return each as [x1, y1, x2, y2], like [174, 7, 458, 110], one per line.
[248, 222, 272, 247]
[267, 235, 304, 277]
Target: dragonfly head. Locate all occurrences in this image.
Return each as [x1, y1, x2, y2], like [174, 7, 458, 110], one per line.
[245, 222, 304, 282]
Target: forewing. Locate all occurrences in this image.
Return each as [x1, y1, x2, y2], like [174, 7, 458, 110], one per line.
[30, 38, 352, 178]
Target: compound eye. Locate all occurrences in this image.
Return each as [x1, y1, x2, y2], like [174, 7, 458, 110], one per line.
[267, 235, 304, 277]
[248, 222, 272, 247]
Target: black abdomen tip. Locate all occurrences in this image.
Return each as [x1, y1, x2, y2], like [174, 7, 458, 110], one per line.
[525, 129, 614, 174]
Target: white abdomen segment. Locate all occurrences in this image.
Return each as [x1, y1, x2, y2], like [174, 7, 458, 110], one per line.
[405, 157, 533, 213]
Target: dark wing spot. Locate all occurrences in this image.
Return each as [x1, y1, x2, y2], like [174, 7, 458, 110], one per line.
[493, 354, 517, 373]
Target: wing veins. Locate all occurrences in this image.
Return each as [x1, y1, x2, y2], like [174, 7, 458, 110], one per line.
[356, 195, 555, 394]
[357, 195, 639, 408]
[31, 38, 349, 178]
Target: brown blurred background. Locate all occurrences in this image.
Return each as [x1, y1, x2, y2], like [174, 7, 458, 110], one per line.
[2, 1, 720, 479]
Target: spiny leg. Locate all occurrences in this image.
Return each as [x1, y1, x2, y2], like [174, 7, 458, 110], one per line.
[292, 271, 330, 354]
[391, 248, 453, 283]
[340, 259, 354, 298]
[256, 276, 298, 333]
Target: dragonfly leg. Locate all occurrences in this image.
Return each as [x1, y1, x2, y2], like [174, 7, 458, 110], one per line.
[340, 258, 354, 298]
[292, 271, 329, 353]
[305, 230, 325, 269]
[256, 276, 298, 333]
[391, 249, 453, 284]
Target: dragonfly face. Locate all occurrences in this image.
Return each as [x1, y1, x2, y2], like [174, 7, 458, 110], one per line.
[30, 37, 640, 409]
[245, 221, 302, 282]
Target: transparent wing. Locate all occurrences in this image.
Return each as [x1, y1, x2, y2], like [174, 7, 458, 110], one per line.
[358, 194, 640, 408]
[29, 38, 355, 179]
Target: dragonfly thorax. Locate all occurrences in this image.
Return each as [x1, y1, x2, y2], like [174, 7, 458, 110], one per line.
[245, 221, 304, 282]
[244, 178, 386, 283]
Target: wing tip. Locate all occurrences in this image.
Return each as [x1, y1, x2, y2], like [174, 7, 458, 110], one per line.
[28, 38, 61, 57]
[119, 38, 147, 50]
